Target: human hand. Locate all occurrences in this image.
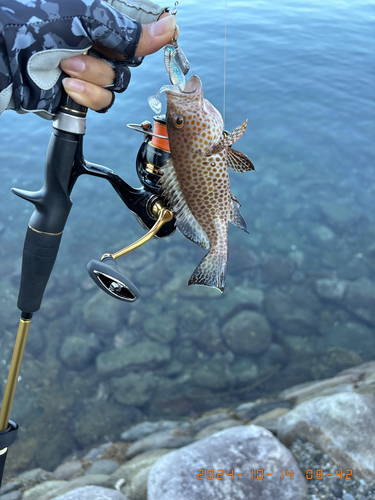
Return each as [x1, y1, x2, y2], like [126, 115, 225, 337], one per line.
[0, 0, 177, 118]
[60, 13, 177, 111]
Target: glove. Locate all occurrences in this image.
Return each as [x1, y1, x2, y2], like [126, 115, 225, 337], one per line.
[0, 0, 167, 119]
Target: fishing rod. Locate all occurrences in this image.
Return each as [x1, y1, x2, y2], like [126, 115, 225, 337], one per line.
[0, 91, 176, 486]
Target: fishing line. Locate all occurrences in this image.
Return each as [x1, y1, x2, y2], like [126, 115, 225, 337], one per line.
[223, 0, 227, 125]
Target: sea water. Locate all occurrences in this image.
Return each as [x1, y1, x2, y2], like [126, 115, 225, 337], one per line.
[0, 0, 373, 473]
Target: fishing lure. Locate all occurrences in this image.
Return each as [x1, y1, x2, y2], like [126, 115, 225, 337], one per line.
[148, 40, 190, 113]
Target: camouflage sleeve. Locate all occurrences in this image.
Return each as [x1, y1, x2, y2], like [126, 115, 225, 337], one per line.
[0, 0, 147, 119]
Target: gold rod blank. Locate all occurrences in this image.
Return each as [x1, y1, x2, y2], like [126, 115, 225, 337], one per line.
[0, 318, 32, 432]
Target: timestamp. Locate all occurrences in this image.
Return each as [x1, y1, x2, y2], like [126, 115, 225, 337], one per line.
[196, 469, 353, 480]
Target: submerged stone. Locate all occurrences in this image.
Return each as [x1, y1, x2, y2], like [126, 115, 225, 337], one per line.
[193, 356, 235, 389]
[222, 310, 272, 355]
[96, 340, 171, 377]
[344, 278, 375, 326]
[262, 255, 293, 284]
[59, 333, 101, 370]
[120, 421, 187, 442]
[49, 486, 128, 500]
[111, 371, 157, 407]
[126, 430, 194, 460]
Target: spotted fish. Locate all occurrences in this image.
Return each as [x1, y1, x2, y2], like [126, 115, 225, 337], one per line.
[161, 75, 254, 292]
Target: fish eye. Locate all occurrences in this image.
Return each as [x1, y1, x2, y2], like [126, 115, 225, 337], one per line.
[174, 115, 184, 129]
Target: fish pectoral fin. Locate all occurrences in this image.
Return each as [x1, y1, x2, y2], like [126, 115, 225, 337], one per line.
[160, 160, 210, 250]
[229, 194, 248, 233]
[188, 250, 227, 292]
[227, 148, 255, 172]
[205, 119, 249, 157]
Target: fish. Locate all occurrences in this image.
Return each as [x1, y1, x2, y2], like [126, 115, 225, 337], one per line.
[161, 75, 255, 292]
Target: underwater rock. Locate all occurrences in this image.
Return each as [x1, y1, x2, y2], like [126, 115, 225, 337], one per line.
[125, 430, 193, 460]
[120, 421, 188, 443]
[176, 301, 207, 333]
[228, 244, 259, 272]
[319, 200, 363, 231]
[96, 340, 171, 377]
[316, 321, 375, 361]
[84, 460, 119, 476]
[251, 407, 291, 434]
[344, 277, 375, 326]
[23, 481, 68, 500]
[74, 403, 143, 448]
[108, 449, 171, 487]
[111, 372, 157, 407]
[143, 312, 177, 343]
[214, 286, 265, 320]
[235, 399, 293, 421]
[264, 286, 321, 336]
[147, 426, 307, 499]
[314, 277, 348, 302]
[231, 356, 259, 385]
[0, 491, 23, 500]
[59, 333, 101, 371]
[311, 347, 362, 379]
[53, 461, 85, 481]
[49, 486, 128, 500]
[277, 392, 375, 481]
[189, 409, 236, 435]
[83, 291, 123, 336]
[189, 322, 227, 354]
[193, 419, 243, 440]
[222, 310, 272, 355]
[262, 254, 294, 284]
[310, 224, 335, 243]
[193, 356, 235, 389]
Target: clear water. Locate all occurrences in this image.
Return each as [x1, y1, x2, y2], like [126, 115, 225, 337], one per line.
[0, 0, 374, 474]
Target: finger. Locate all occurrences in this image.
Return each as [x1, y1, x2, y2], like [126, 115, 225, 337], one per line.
[60, 55, 115, 86]
[135, 15, 177, 57]
[62, 77, 113, 111]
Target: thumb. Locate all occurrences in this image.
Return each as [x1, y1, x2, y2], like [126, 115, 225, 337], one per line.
[135, 15, 177, 57]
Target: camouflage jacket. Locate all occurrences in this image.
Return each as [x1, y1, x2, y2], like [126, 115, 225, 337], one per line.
[0, 0, 166, 118]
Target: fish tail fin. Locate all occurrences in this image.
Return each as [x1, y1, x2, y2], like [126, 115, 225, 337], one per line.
[188, 250, 227, 293]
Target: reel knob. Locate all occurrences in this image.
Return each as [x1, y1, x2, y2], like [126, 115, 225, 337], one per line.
[87, 256, 139, 302]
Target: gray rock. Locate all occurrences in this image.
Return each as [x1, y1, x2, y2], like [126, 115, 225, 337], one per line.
[231, 356, 259, 385]
[23, 481, 67, 500]
[0, 482, 23, 495]
[108, 449, 171, 486]
[262, 255, 293, 284]
[96, 340, 171, 377]
[85, 459, 119, 476]
[126, 430, 194, 460]
[59, 333, 101, 370]
[265, 286, 321, 336]
[316, 322, 375, 361]
[194, 419, 243, 440]
[222, 311, 272, 355]
[319, 200, 362, 230]
[251, 408, 290, 434]
[53, 461, 84, 480]
[17, 467, 49, 482]
[0, 492, 22, 500]
[50, 486, 128, 500]
[315, 277, 348, 302]
[310, 224, 335, 243]
[192, 356, 235, 389]
[344, 278, 375, 326]
[189, 410, 236, 435]
[120, 421, 187, 442]
[235, 399, 293, 420]
[147, 426, 307, 500]
[143, 312, 177, 343]
[84, 442, 113, 461]
[111, 371, 156, 407]
[83, 292, 123, 336]
[74, 403, 142, 448]
[121, 466, 150, 500]
[342, 494, 355, 500]
[38, 475, 111, 500]
[278, 392, 375, 481]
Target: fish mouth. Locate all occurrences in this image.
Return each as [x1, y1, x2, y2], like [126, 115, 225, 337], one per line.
[166, 75, 202, 97]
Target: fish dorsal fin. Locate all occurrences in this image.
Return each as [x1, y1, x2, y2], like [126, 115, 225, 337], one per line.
[206, 119, 248, 156]
[160, 160, 210, 250]
[229, 193, 248, 232]
[227, 148, 255, 172]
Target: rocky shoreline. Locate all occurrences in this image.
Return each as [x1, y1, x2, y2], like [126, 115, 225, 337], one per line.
[1, 361, 374, 500]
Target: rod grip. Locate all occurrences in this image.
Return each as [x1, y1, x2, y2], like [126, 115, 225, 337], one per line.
[17, 228, 62, 312]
